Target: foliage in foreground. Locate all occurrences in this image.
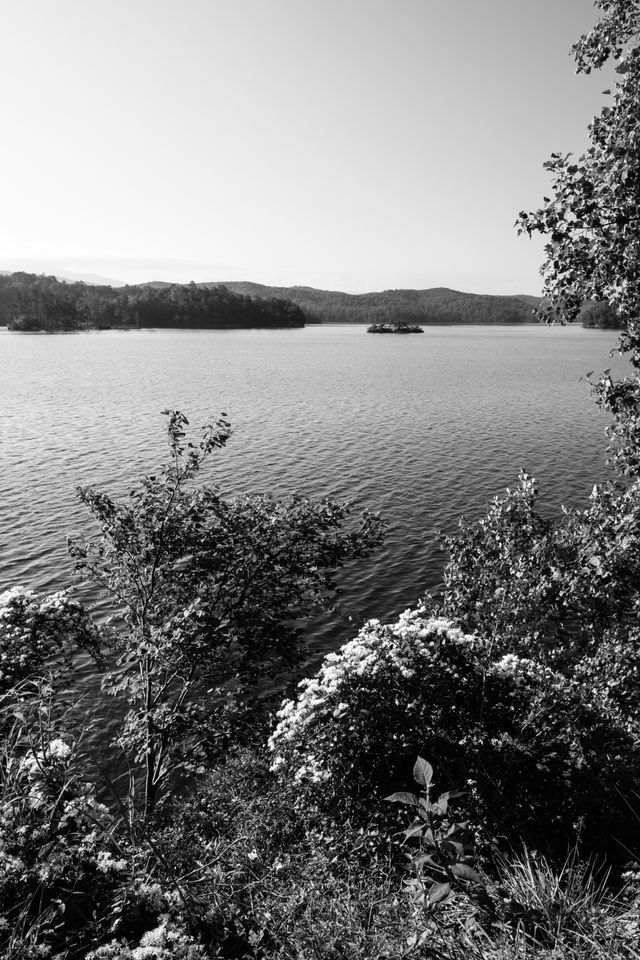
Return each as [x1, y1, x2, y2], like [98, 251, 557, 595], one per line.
[67, 409, 384, 813]
[6, 3, 640, 952]
[2, 709, 639, 960]
[517, 0, 640, 482]
[0, 587, 101, 697]
[269, 609, 640, 859]
[439, 471, 640, 674]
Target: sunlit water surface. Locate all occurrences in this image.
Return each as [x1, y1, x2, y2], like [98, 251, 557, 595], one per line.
[0, 324, 625, 689]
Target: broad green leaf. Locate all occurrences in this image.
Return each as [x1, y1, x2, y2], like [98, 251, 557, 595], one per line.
[441, 840, 465, 858]
[402, 822, 426, 841]
[451, 864, 483, 884]
[428, 881, 451, 904]
[385, 791, 419, 806]
[413, 757, 433, 789]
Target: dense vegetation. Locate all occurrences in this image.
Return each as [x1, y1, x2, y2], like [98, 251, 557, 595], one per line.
[0, 273, 305, 331]
[0, 272, 620, 332]
[207, 281, 546, 325]
[367, 321, 424, 333]
[576, 299, 621, 328]
[209, 282, 623, 328]
[3, 2, 640, 956]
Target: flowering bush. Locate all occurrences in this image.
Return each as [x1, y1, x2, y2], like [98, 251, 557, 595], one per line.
[269, 611, 481, 810]
[0, 586, 102, 695]
[87, 920, 206, 959]
[0, 688, 134, 958]
[269, 609, 640, 857]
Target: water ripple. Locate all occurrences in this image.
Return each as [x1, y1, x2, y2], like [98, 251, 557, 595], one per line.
[0, 324, 624, 657]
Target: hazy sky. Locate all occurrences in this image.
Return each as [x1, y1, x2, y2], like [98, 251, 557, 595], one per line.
[0, 0, 613, 293]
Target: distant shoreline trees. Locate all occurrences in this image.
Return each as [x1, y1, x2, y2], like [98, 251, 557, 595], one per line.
[0, 271, 622, 331]
[0, 273, 306, 331]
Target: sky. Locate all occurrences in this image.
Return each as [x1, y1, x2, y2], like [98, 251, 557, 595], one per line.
[0, 0, 615, 294]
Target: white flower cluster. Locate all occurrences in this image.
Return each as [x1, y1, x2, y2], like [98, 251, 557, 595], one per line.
[490, 653, 523, 677]
[268, 609, 474, 782]
[87, 918, 205, 959]
[0, 586, 31, 606]
[0, 586, 93, 688]
[1, 586, 80, 624]
[20, 738, 73, 779]
[95, 850, 129, 874]
[487, 653, 563, 690]
[12, 738, 105, 814]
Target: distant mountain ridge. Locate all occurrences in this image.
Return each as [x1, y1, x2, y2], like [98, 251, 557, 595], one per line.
[199, 282, 545, 325]
[1, 270, 622, 329]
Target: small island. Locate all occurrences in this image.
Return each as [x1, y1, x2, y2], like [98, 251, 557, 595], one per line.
[367, 321, 424, 334]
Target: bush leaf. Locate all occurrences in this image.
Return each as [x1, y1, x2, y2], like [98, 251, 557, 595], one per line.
[413, 757, 433, 789]
[451, 863, 483, 883]
[385, 791, 419, 806]
[428, 880, 451, 904]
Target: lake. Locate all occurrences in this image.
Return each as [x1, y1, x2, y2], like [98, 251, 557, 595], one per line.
[0, 323, 625, 673]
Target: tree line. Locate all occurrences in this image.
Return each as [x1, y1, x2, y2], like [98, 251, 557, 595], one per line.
[0, 271, 621, 331]
[214, 280, 623, 327]
[0, 272, 306, 331]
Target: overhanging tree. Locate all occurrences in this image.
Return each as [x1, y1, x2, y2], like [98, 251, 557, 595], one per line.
[439, 1, 640, 674]
[517, 0, 640, 475]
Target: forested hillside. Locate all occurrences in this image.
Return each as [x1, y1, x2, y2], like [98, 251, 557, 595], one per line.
[0, 272, 621, 330]
[209, 281, 623, 327]
[0, 273, 305, 331]
[208, 281, 545, 324]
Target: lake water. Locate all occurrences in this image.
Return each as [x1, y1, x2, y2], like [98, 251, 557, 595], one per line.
[0, 323, 625, 673]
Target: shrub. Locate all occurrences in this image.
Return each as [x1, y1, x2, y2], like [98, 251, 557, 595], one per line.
[68, 410, 384, 813]
[87, 922, 207, 960]
[0, 688, 129, 958]
[574, 625, 640, 727]
[440, 473, 640, 668]
[144, 750, 434, 960]
[269, 612, 481, 814]
[0, 587, 102, 696]
[269, 609, 640, 858]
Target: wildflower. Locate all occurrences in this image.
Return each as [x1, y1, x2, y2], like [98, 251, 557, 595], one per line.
[47, 738, 72, 761]
[491, 654, 521, 676]
[268, 612, 477, 785]
[95, 850, 128, 873]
